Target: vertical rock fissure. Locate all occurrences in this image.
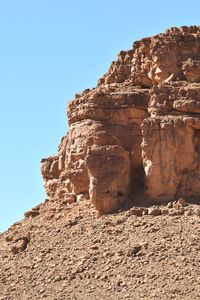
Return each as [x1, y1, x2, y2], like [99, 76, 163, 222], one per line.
[130, 123, 146, 196]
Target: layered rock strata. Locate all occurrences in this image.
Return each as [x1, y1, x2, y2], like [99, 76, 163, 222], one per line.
[42, 26, 200, 213]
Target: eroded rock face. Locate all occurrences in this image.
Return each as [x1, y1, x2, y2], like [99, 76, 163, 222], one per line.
[99, 26, 200, 86]
[42, 26, 200, 212]
[86, 145, 131, 213]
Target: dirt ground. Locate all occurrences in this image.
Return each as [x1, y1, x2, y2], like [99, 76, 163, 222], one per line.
[0, 198, 200, 300]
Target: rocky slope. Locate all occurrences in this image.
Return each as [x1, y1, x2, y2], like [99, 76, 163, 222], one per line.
[42, 25, 200, 214]
[1, 26, 200, 300]
[1, 198, 200, 299]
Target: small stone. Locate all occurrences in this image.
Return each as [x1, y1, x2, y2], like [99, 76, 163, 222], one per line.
[142, 208, 148, 215]
[173, 201, 177, 208]
[66, 194, 76, 204]
[90, 245, 99, 250]
[161, 209, 169, 215]
[148, 207, 162, 216]
[167, 202, 173, 209]
[5, 235, 14, 242]
[177, 197, 187, 207]
[184, 209, 193, 216]
[129, 208, 144, 216]
[11, 237, 29, 254]
[127, 245, 142, 256]
[194, 209, 200, 216]
[169, 209, 184, 216]
[24, 208, 40, 218]
[76, 194, 85, 202]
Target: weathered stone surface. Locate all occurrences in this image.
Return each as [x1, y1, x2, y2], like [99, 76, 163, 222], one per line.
[10, 237, 29, 254]
[42, 26, 200, 212]
[99, 26, 200, 86]
[86, 145, 131, 213]
[147, 207, 162, 216]
[24, 205, 40, 218]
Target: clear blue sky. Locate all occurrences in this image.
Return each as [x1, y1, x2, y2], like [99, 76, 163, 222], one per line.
[0, 0, 200, 232]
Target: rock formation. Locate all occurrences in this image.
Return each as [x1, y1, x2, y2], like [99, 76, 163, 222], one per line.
[1, 26, 200, 300]
[42, 26, 200, 214]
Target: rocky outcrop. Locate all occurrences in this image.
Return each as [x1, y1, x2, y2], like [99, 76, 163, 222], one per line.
[99, 26, 200, 86]
[42, 26, 200, 213]
[143, 83, 200, 202]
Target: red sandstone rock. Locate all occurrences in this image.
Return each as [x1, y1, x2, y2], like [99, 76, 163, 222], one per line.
[177, 197, 187, 207]
[148, 207, 162, 216]
[24, 206, 40, 218]
[42, 26, 200, 213]
[10, 237, 29, 254]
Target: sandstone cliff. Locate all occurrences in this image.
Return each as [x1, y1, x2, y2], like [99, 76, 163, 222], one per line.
[42, 26, 200, 214]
